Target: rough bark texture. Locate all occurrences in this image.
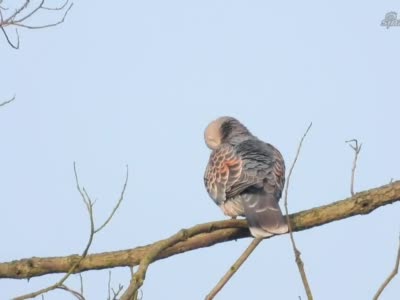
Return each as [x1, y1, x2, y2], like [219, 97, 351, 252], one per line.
[1, 181, 399, 280]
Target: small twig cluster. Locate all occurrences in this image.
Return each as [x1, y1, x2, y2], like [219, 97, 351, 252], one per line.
[0, 0, 73, 49]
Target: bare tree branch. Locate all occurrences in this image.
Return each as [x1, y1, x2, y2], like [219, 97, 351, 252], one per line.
[284, 123, 313, 300]
[12, 163, 128, 300]
[0, 181, 399, 284]
[0, 0, 73, 49]
[205, 238, 262, 300]
[346, 139, 362, 196]
[373, 234, 400, 300]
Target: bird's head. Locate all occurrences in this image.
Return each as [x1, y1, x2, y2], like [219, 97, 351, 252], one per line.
[204, 116, 252, 150]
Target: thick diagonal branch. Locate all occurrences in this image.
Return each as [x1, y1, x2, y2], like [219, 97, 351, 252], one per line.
[1, 181, 400, 280]
[205, 238, 263, 300]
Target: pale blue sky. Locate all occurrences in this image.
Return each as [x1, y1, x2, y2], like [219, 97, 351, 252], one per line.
[1, 0, 400, 299]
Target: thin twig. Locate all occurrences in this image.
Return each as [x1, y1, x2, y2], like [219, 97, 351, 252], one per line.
[107, 271, 124, 300]
[346, 139, 362, 196]
[0, 25, 19, 48]
[0, 95, 15, 107]
[13, 3, 73, 30]
[373, 234, 400, 300]
[284, 122, 313, 300]
[13, 0, 46, 23]
[107, 271, 112, 300]
[95, 166, 128, 233]
[79, 273, 83, 297]
[3, 0, 30, 23]
[205, 238, 262, 300]
[42, 1, 69, 11]
[13, 163, 128, 300]
[57, 285, 85, 300]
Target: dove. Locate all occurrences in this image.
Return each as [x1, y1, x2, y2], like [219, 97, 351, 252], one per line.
[204, 116, 288, 238]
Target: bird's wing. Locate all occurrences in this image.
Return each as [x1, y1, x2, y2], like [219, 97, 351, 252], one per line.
[204, 140, 288, 238]
[233, 140, 286, 200]
[204, 144, 260, 205]
[235, 140, 287, 237]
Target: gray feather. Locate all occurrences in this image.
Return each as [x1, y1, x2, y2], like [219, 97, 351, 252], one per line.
[241, 189, 288, 238]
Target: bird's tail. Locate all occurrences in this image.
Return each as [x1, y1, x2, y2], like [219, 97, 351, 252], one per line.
[241, 189, 288, 238]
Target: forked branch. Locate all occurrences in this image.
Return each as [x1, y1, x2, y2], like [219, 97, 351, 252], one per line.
[12, 163, 128, 300]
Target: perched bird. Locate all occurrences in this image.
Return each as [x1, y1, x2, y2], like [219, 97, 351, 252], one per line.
[203, 116, 288, 238]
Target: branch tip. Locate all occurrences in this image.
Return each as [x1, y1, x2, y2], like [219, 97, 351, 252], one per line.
[346, 139, 362, 196]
